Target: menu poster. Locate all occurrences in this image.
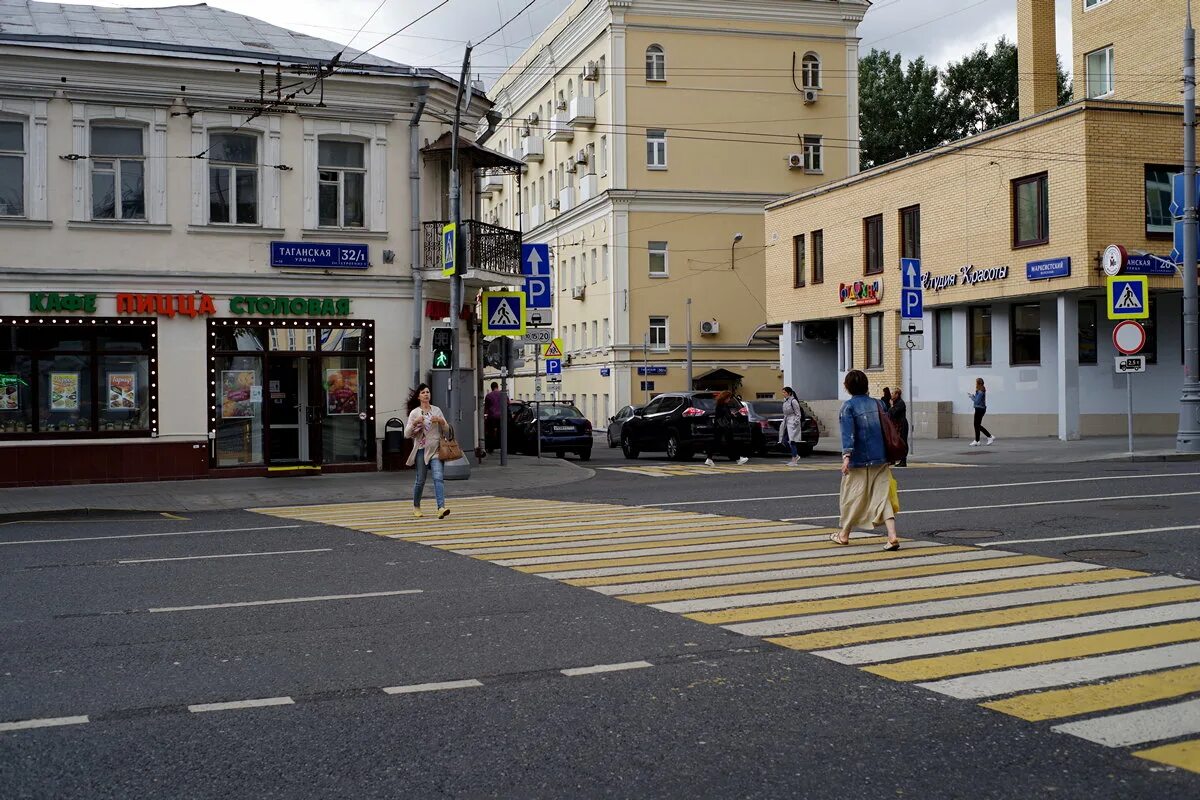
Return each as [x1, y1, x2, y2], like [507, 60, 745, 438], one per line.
[221, 370, 256, 419]
[0, 382, 18, 411]
[49, 372, 80, 412]
[325, 369, 359, 415]
[107, 372, 137, 410]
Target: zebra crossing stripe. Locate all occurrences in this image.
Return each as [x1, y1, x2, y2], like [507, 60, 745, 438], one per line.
[408, 518, 778, 546]
[1051, 697, 1200, 748]
[507, 537, 893, 571]
[448, 525, 808, 554]
[1134, 739, 1200, 773]
[981, 664, 1200, 722]
[458, 529, 828, 560]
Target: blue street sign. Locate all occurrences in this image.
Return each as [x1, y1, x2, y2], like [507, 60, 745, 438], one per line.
[636, 366, 667, 376]
[900, 258, 921, 289]
[270, 241, 369, 269]
[1026, 256, 1071, 281]
[524, 276, 552, 309]
[1124, 254, 1176, 275]
[1170, 173, 1199, 219]
[600, 367, 611, 377]
[1172, 219, 1197, 265]
[545, 358, 562, 375]
[521, 243, 550, 276]
[901, 288, 923, 320]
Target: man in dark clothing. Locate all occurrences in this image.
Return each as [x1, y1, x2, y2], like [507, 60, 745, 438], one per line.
[888, 387, 909, 467]
[484, 381, 503, 453]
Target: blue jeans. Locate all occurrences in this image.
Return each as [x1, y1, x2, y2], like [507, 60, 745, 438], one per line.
[787, 440, 799, 458]
[413, 450, 445, 508]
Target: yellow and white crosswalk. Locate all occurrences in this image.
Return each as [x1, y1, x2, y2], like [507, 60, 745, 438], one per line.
[253, 496, 1200, 775]
[600, 461, 972, 478]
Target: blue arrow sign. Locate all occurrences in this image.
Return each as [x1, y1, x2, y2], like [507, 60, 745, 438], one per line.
[521, 243, 550, 276]
[901, 258, 921, 289]
[545, 358, 562, 375]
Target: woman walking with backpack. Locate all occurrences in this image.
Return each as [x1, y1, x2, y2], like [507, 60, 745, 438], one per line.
[968, 377, 995, 447]
[405, 383, 451, 519]
[832, 370, 900, 551]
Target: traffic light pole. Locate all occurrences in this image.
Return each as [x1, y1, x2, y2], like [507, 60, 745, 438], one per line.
[1179, 6, 1200, 453]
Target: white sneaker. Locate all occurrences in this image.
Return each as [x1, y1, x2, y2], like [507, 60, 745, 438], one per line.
[737, 457, 750, 465]
[986, 436, 995, 446]
[787, 458, 799, 466]
[969, 441, 980, 447]
[704, 458, 715, 467]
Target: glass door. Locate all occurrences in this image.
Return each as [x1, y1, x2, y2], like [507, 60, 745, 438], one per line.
[267, 357, 313, 464]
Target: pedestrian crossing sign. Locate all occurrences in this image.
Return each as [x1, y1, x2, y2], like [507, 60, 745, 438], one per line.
[1106, 276, 1149, 320]
[441, 223, 456, 276]
[482, 291, 526, 336]
[541, 338, 564, 358]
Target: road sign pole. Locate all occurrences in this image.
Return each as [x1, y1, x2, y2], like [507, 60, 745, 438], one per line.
[1179, 4, 1200, 453]
[1128, 371, 1135, 455]
[908, 347, 915, 457]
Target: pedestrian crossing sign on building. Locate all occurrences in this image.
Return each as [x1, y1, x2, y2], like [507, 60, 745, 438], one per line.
[482, 291, 526, 336]
[1106, 276, 1149, 320]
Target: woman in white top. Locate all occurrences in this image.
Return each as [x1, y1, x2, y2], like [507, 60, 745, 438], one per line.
[405, 383, 450, 518]
[779, 386, 805, 466]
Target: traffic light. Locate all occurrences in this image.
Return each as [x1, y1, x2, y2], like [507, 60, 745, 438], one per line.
[431, 327, 453, 370]
[484, 336, 512, 369]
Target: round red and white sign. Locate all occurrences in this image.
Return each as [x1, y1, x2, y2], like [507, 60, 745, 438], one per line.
[1112, 319, 1146, 355]
[1102, 244, 1127, 277]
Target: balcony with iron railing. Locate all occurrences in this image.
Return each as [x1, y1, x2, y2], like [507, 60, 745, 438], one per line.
[421, 219, 523, 287]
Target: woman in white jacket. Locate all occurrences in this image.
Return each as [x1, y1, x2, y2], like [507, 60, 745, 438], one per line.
[405, 383, 450, 519]
[780, 386, 805, 466]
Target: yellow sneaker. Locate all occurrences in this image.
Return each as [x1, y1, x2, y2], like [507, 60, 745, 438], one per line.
[438, 507, 450, 519]
[413, 507, 423, 519]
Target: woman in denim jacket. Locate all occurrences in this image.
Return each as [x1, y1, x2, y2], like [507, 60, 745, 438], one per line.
[833, 369, 900, 551]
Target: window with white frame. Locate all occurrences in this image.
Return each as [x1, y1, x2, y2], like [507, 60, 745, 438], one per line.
[646, 129, 667, 169]
[646, 45, 666, 81]
[591, 248, 598, 283]
[592, 320, 598, 349]
[602, 244, 610, 280]
[90, 125, 145, 220]
[803, 135, 823, 173]
[649, 316, 668, 350]
[801, 53, 821, 88]
[571, 324, 577, 352]
[0, 119, 24, 216]
[1084, 0, 1110, 8]
[581, 321, 588, 350]
[648, 241, 668, 277]
[598, 56, 607, 94]
[318, 139, 365, 228]
[600, 135, 608, 175]
[208, 132, 259, 225]
[603, 318, 610, 345]
[1086, 45, 1114, 98]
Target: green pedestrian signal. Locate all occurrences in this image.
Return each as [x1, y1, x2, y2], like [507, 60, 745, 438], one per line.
[431, 327, 453, 371]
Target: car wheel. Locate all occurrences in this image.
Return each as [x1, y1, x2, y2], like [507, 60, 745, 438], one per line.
[621, 434, 639, 459]
[578, 448, 592, 462]
[666, 431, 681, 460]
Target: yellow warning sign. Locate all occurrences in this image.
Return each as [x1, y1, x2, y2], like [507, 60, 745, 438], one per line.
[541, 338, 564, 358]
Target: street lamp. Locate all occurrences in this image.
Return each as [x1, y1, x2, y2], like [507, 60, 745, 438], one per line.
[731, 232, 744, 269]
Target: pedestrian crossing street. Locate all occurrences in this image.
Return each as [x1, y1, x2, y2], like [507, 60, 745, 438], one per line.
[600, 461, 973, 478]
[254, 496, 1200, 776]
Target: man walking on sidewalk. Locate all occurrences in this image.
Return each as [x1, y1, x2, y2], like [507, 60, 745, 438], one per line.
[484, 382, 503, 453]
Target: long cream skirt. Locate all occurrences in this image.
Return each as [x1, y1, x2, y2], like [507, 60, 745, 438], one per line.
[839, 463, 895, 530]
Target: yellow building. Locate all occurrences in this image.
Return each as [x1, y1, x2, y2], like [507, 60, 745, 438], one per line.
[480, 0, 869, 427]
[764, 0, 1190, 440]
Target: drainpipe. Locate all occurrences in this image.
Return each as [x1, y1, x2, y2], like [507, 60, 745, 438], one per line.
[410, 88, 429, 389]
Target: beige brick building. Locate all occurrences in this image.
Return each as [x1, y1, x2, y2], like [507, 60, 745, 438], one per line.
[765, 0, 1190, 440]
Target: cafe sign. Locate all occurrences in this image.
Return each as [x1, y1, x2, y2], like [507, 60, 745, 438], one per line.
[922, 264, 1011, 292]
[28, 293, 97, 313]
[28, 292, 352, 318]
[839, 278, 883, 307]
[230, 296, 352, 317]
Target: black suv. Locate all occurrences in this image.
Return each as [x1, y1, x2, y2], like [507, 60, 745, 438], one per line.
[619, 392, 752, 460]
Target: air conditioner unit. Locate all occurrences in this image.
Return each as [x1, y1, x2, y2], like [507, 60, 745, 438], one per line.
[571, 284, 586, 300]
[527, 112, 540, 125]
[574, 150, 588, 164]
[520, 126, 531, 137]
[583, 62, 599, 81]
[787, 153, 804, 169]
[556, 100, 568, 111]
[699, 320, 719, 336]
[803, 88, 819, 104]
[565, 162, 577, 173]
[549, 199, 561, 210]
[800, 321, 838, 343]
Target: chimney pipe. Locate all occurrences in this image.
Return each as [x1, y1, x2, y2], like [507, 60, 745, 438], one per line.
[1017, 0, 1058, 119]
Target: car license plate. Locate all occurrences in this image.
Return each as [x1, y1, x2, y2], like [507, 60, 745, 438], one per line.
[553, 425, 574, 432]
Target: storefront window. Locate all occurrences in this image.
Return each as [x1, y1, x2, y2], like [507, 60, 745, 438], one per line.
[934, 308, 953, 367]
[322, 354, 369, 463]
[0, 321, 156, 438]
[969, 306, 992, 366]
[214, 355, 264, 466]
[210, 326, 264, 352]
[320, 328, 366, 352]
[1010, 304, 1041, 365]
[1079, 300, 1098, 364]
[866, 313, 883, 369]
[268, 328, 318, 352]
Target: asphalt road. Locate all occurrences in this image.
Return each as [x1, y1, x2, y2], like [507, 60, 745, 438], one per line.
[2, 444, 1199, 798]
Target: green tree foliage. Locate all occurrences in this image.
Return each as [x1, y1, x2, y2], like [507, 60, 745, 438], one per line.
[859, 38, 1073, 170]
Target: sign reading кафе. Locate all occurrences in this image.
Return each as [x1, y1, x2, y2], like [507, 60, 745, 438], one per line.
[28, 293, 352, 317]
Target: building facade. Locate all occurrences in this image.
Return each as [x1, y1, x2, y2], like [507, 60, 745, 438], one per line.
[765, 0, 1191, 440]
[0, 0, 495, 485]
[480, 0, 868, 426]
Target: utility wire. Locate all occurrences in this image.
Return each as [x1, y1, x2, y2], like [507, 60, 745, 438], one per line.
[478, 0, 544, 46]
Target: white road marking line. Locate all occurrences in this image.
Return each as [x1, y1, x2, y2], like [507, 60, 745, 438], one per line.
[188, 696, 294, 713]
[816, 601, 1200, 665]
[1052, 698, 1200, 748]
[537, 539, 941, 580]
[591, 550, 1014, 596]
[119, 548, 333, 564]
[0, 715, 89, 733]
[723, 575, 1193, 637]
[652, 562, 1104, 614]
[405, 520, 787, 547]
[561, 661, 653, 676]
[979, 524, 1200, 546]
[382, 679, 483, 695]
[457, 528, 831, 556]
[0, 524, 311, 546]
[916, 642, 1200, 700]
[648, 472, 1200, 507]
[148, 589, 423, 613]
[782, 491, 1200, 521]
[493, 535, 837, 567]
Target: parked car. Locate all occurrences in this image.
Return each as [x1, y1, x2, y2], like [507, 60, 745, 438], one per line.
[619, 392, 753, 460]
[504, 399, 528, 453]
[743, 400, 820, 457]
[606, 404, 642, 448]
[511, 401, 593, 460]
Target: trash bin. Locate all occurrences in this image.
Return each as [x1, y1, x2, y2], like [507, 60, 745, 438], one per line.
[383, 418, 412, 471]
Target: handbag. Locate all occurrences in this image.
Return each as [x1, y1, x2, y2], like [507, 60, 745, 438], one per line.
[437, 424, 465, 462]
[888, 474, 901, 513]
[876, 400, 908, 465]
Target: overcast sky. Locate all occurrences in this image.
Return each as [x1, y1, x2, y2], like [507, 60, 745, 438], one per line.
[59, 0, 1075, 80]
